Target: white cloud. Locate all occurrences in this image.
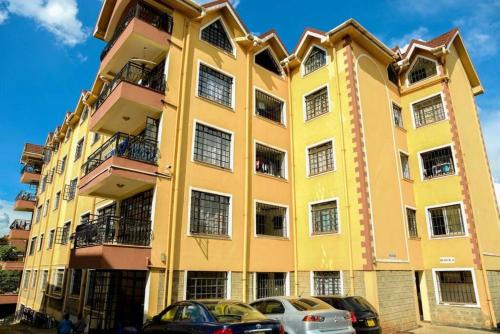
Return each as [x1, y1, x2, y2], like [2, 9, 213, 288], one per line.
[0, 0, 88, 46]
[76, 52, 88, 63]
[0, 199, 31, 237]
[389, 26, 430, 51]
[0, 10, 8, 24]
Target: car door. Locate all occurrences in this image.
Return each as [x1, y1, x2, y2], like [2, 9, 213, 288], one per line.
[169, 302, 208, 334]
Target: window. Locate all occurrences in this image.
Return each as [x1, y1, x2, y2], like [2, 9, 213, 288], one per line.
[23, 271, 30, 289]
[29, 237, 36, 255]
[406, 208, 418, 238]
[80, 213, 91, 225]
[40, 175, 47, 193]
[428, 204, 465, 238]
[255, 202, 287, 237]
[255, 89, 284, 124]
[40, 270, 48, 291]
[65, 127, 72, 142]
[304, 46, 327, 75]
[57, 156, 67, 174]
[305, 87, 329, 120]
[80, 107, 89, 122]
[35, 206, 42, 223]
[31, 270, 37, 289]
[256, 273, 286, 299]
[311, 200, 339, 234]
[393, 103, 403, 128]
[53, 269, 65, 295]
[53, 191, 61, 210]
[43, 200, 50, 216]
[201, 19, 233, 54]
[408, 57, 437, 85]
[69, 269, 82, 296]
[186, 271, 227, 300]
[47, 168, 54, 184]
[420, 146, 455, 180]
[85, 270, 95, 307]
[413, 95, 446, 127]
[313, 271, 342, 295]
[387, 64, 398, 85]
[400, 152, 410, 179]
[38, 234, 44, 251]
[47, 230, 55, 249]
[255, 143, 286, 179]
[193, 123, 232, 169]
[255, 48, 282, 75]
[64, 178, 78, 201]
[198, 63, 233, 108]
[435, 270, 477, 305]
[91, 132, 100, 145]
[190, 190, 230, 236]
[308, 141, 334, 176]
[61, 222, 71, 245]
[74, 137, 84, 161]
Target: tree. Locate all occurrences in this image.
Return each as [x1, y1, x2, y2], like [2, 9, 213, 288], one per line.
[0, 270, 21, 294]
[0, 245, 19, 261]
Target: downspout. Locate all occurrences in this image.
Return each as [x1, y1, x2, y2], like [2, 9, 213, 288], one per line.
[165, 16, 192, 307]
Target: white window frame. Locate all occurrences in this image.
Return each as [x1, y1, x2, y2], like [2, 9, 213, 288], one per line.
[187, 187, 233, 239]
[432, 268, 480, 308]
[405, 55, 440, 87]
[199, 16, 237, 57]
[302, 84, 332, 122]
[308, 197, 341, 236]
[195, 60, 236, 110]
[301, 44, 329, 77]
[47, 229, 55, 249]
[253, 86, 287, 126]
[404, 205, 418, 238]
[79, 210, 92, 224]
[52, 267, 65, 295]
[191, 119, 235, 171]
[183, 270, 231, 300]
[254, 140, 289, 180]
[410, 92, 448, 129]
[40, 269, 49, 292]
[309, 270, 344, 296]
[417, 143, 458, 182]
[254, 46, 284, 77]
[53, 191, 61, 211]
[253, 272, 290, 300]
[391, 101, 404, 129]
[425, 201, 468, 240]
[253, 199, 290, 239]
[23, 270, 31, 289]
[305, 138, 336, 177]
[398, 149, 411, 180]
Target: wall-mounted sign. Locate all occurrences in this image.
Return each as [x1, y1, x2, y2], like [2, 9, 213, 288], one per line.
[439, 257, 455, 264]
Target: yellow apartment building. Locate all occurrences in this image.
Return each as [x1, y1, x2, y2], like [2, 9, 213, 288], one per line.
[12, 0, 500, 333]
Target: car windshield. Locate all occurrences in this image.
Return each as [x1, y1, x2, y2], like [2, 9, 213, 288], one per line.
[343, 297, 376, 313]
[289, 298, 331, 311]
[202, 301, 267, 323]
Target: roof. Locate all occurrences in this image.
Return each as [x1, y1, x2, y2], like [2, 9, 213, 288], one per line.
[202, 0, 250, 35]
[400, 27, 459, 58]
[258, 29, 289, 59]
[293, 27, 326, 56]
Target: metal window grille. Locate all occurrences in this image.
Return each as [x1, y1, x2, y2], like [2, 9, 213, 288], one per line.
[313, 271, 342, 295]
[39, 175, 47, 193]
[186, 271, 227, 300]
[436, 271, 476, 304]
[311, 200, 338, 234]
[413, 95, 445, 127]
[255, 49, 282, 75]
[80, 107, 89, 122]
[198, 64, 233, 107]
[74, 138, 84, 161]
[193, 123, 231, 169]
[43, 148, 52, 163]
[387, 64, 398, 85]
[70, 269, 82, 295]
[63, 178, 78, 201]
[256, 202, 287, 237]
[256, 273, 286, 299]
[400, 153, 410, 179]
[53, 192, 60, 210]
[46, 168, 54, 184]
[304, 46, 326, 75]
[53, 269, 65, 295]
[56, 222, 71, 245]
[393, 103, 403, 127]
[201, 19, 233, 53]
[255, 144, 286, 178]
[409, 57, 437, 84]
[57, 156, 66, 174]
[91, 132, 101, 145]
[29, 238, 36, 255]
[406, 208, 418, 238]
[308, 141, 334, 175]
[80, 213, 91, 225]
[420, 147, 455, 179]
[35, 206, 42, 224]
[429, 204, 464, 237]
[255, 90, 284, 124]
[190, 190, 230, 236]
[47, 230, 55, 249]
[305, 87, 329, 120]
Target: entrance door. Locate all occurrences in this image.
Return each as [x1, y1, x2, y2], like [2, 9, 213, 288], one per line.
[414, 271, 424, 320]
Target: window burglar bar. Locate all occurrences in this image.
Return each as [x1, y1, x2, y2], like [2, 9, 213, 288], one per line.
[16, 191, 36, 202]
[95, 60, 166, 110]
[314, 271, 341, 295]
[413, 95, 445, 127]
[421, 147, 455, 179]
[406, 208, 418, 238]
[198, 64, 233, 107]
[186, 272, 227, 300]
[393, 103, 403, 128]
[436, 271, 476, 304]
[255, 90, 284, 124]
[81, 132, 158, 176]
[256, 202, 287, 237]
[409, 57, 437, 85]
[256, 273, 286, 299]
[56, 157, 66, 174]
[193, 123, 231, 169]
[429, 204, 465, 237]
[190, 190, 229, 236]
[311, 201, 338, 234]
[255, 144, 286, 178]
[305, 87, 329, 120]
[304, 47, 326, 75]
[308, 141, 334, 176]
[201, 19, 233, 53]
[100, 1, 173, 60]
[63, 179, 77, 201]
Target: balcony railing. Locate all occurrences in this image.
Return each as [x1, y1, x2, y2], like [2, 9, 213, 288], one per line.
[81, 132, 158, 176]
[73, 215, 151, 248]
[20, 163, 42, 175]
[95, 60, 165, 110]
[15, 191, 36, 202]
[10, 219, 31, 230]
[100, 1, 174, 61]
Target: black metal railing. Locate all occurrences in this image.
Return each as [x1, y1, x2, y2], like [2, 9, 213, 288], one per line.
[15, 191, 36, 202]
[95, 60, 165, 110]
[100, 1, 173, 61]
[20, 163, 42, 175]
[73, 215, 151, 248]
[81, 132, 158, 176]
[10, 219, 31, 230]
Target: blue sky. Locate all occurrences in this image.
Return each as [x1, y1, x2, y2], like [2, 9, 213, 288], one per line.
[0, 0, 498, 235]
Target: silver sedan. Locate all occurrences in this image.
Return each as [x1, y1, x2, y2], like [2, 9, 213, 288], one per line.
[251, 296, 355, 334]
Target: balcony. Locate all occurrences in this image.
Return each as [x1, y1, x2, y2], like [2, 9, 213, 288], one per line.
[20, 163, 42, 184]
[99, 1, 172, 77]
[69, 215, 151, 270]
[20, 143, 44, 164]
[90, 61, 165, 135]
[13, 191, 36, 211]
[78, 132, 158, 199]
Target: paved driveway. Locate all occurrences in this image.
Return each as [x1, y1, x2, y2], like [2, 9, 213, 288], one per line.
[406, 323, 495, 333]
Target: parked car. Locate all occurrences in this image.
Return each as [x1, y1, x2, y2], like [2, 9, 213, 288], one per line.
[250, 296, 355, 334]
[142, 299, 284, 333]
[314, 296, 381, 333]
